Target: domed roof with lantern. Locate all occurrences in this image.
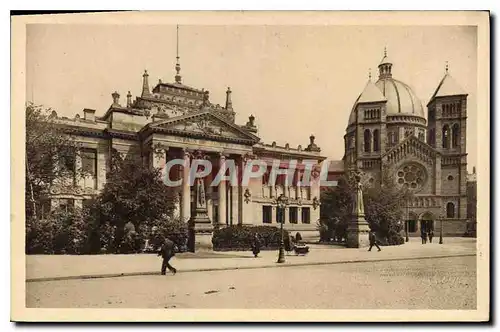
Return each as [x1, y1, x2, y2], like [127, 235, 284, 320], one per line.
[347, 49, 426, 126]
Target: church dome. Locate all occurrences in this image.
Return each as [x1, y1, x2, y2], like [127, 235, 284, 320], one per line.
[347, 50, 425, 127]
[374, 78, 424, 117]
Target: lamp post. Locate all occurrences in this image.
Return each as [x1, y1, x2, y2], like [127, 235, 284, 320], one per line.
[405, 198, 409, 242]
[439, 214, 444, 244]
[276, 193, 288, 263]
[405, 220, 409, 242]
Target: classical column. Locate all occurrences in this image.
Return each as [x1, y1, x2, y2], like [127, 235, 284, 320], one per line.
[284, 206, 289, 224]
[218, 153, 227, 227]
[232, 158, 239, 225]
[206, 168, 213, 223]
[181, 149, 191, 222]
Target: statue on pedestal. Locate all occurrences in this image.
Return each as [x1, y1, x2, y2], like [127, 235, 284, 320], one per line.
[346, 170, 371, 248]
[187, 154, 213, 252]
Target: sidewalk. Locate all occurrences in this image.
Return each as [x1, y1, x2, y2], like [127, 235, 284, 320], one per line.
[26, 237, 476, 282]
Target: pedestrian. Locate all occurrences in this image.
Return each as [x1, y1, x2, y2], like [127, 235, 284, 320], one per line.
[158, 237, 177, 275]
[295, 232, 302, 244]
[368, 230, 381, 252]
[428, 229, 434, 243]
[251, 233, 261, 258]
[421, 229, 427, 244]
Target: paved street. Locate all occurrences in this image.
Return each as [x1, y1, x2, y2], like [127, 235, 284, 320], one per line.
[26, 238, 476, 281]
[27, 255, 476, 309]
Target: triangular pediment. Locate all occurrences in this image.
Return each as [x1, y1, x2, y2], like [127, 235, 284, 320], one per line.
[145, 111, 260, 144]
[383, 136, 438, 166]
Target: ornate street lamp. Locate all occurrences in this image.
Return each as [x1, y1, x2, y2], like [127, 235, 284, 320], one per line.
[276, 193, 289, 263]
[439, 214, 444, 244]
[405, 198, 409, 242]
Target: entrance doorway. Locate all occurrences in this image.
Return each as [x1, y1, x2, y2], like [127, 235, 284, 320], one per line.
[420, 212, 434, 233]
[407, 220, 417, 233]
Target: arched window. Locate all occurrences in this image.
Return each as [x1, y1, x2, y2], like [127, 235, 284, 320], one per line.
[373, 129, 380, 152]
[364, 129, 371, 152]
[442, 125, 450, 148]
[418, 132, 424, 141]
[452, 124, 460, 148]
[446, 202, 455, 218]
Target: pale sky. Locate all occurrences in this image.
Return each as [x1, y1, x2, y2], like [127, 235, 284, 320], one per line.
[26, 24, 477, 171]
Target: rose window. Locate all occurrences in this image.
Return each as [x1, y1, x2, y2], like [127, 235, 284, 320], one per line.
[396, 163, 426, 191]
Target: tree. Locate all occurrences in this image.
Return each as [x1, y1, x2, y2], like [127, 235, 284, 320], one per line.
[319, 175, 353, 242]
[320, 168, 413, 245]
[364, 170, 413, 244]
[95, 149, 180, 252]
[25, 103, 84, 219]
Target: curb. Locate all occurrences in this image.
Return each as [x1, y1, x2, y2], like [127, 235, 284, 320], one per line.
[26, 253, 476, 283]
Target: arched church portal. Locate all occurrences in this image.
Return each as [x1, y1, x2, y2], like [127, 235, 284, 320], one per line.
[419, 211, 435, 233]
[407, 212, 418, 233]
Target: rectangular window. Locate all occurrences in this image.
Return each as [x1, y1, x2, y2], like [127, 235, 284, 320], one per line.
[289, 207, 298, 224]
[276, 206, 284, 224]
[262, 206, 272, 224]
[301, 207, 310, 224]
[60, 151, 76, 173]
[82, 149, 97, 174]
[38, 199, 51, 219]
[82, 199, 93, 211]
[58, 198, 75, 213]
[82, 148, 97, 189]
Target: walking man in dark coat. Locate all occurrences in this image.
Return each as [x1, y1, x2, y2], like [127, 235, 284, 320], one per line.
[421, 229, 427, 244]
[368, 231, 381, 251]
[428, 229, 434, 243]
[158, 237, 177, 275]
[251, 233, 261, 258]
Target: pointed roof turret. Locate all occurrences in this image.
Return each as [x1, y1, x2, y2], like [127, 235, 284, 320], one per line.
[428, 62, 467, 103]
[141, 70, 150, 97]
[358, 73, 387, 103]
[378, 47, 393, 79]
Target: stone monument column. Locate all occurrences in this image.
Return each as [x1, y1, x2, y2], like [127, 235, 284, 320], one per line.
[181, 149, 191, 222]
[346, 171, 371, 248]
[188, 151, 213, 252]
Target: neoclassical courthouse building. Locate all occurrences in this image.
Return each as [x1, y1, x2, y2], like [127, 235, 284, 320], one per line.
[48, 59, 325, 239]
[46, 49, 472, 238]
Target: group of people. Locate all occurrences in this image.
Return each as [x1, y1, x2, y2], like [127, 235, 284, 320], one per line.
[421, 229, 435, 244]
[251, 232, 304, 258]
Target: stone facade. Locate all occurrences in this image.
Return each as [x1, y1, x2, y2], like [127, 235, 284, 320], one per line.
[46, 69, 325, 241]
[342, 52, 470, 236]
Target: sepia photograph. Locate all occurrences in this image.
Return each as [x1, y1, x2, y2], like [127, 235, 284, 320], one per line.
[10, 11, 489, 322]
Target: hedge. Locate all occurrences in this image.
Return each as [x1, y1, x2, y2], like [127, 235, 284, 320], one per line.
[26, 208, 188, 255]
[212, 225, 290, 251]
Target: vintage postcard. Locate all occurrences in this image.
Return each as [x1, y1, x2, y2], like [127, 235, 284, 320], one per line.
[11, 11, 490, 322]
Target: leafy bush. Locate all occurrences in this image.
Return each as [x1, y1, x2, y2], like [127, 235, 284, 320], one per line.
[148, 217, 189, 253]
[212, 225, 290, 251]
[26, 208, 91, 254]
[376, 229, 405, 246]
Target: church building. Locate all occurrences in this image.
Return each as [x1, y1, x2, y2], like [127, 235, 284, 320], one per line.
[342, 50, 470, 236]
